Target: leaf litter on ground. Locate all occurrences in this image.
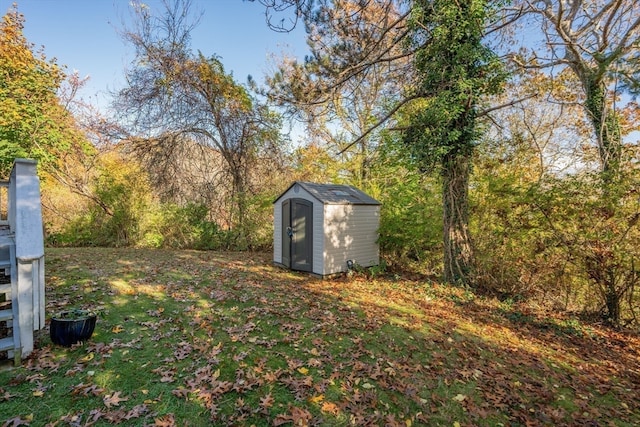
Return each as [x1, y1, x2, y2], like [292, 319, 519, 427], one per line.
[0, 247, 638, 426]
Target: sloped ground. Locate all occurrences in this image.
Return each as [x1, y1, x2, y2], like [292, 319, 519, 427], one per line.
[0, 248, 638, 426]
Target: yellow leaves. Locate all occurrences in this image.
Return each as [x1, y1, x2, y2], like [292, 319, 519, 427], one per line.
[111, 325, 125, 334]
[0, 5, 71, 168]
[452, 393, 466, 402]
[297, 367, 309, 375]
[0, 10, 36, 69]
[211, 368, 221, 380]
[308, 394, 324, 404]
[80, 352, 95, 363]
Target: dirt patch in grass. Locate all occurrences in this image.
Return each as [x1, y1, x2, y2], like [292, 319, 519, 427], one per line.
[0, 247, 638, 426]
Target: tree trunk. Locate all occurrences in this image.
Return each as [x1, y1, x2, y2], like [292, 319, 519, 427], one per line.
[583, 74, 624, 325]
[605, 285, 620, 325]
[584, 77, 621, 182]
[442, 151, 474, 286]
[229, 159, 249, 250]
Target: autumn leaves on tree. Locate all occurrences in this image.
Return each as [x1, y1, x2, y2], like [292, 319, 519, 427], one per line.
[0, 8, 90, 177]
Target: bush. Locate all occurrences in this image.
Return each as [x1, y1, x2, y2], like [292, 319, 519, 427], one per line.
[365, 137, 442, 274]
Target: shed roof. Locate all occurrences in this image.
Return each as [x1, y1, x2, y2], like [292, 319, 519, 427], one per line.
[276, 181, 381, 205]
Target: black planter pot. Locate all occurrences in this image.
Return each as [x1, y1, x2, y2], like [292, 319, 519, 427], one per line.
[50, 310, 97, 347]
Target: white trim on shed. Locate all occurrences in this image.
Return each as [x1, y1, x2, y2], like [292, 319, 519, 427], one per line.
[274, 182, 380, 277]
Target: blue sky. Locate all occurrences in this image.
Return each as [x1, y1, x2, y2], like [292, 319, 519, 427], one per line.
[4, 0, 307, 107]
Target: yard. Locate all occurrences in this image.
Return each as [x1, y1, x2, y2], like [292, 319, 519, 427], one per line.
[1, 248, 639, 426]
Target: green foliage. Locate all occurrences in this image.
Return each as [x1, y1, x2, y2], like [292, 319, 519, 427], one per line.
[140, 203, 221, 250]
[239, 190, 277, 251]
[365, 133, 442, 273]
[403, 0, 508, 286]
[471, 139, 553, 299]
[472, 137, 640, 324]
[49, 156, 150, 247]
[529, 171, 640, 324]
[406, 0, 507, 170]
[0, 6, 89, 176]
[50, 197, 256, 252]
[46, 150, 276, 251]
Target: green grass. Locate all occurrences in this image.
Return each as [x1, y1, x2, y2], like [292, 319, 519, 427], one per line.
[0, 247, 639, 426]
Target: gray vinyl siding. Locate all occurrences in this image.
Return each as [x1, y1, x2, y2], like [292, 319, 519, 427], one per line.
[273, 202, 282, 264]
[312, 201, 324, 275]
[322, 204, 379, 276]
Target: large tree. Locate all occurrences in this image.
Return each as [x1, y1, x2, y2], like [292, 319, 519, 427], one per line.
[511, 0, 640, 324]
[0, 6, 89, 177]
[114, 0, 283, 244]
[405, 0, 507, 284]
[264, 0, 508, 286]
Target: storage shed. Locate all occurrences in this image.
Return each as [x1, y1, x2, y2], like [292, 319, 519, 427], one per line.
[273, 181, 380, 277]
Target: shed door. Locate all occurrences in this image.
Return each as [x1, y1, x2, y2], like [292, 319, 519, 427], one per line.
[281, 199, 291, 268]
[282, 198, 313, 272]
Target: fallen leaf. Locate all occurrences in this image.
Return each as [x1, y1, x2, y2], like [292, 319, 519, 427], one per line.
[103, 391, 129, 408]
[86, 409, 104, 424]
[80, 352, 95, 363]
[112, 325, 125, 333]
[71, 382, 104, 397]
[124, 404, 149, 420]
[0, 389, 16, 401]
[259, 392, 274, 411]
[154, 414, 176, 426]
[2, 414, 33, 427]
[321, 401, 340, 416]
[290, 406, 313, 425]
[308, 394, 324, 404]
[171, 387, 189, 399]
[297, 367, 309, 375]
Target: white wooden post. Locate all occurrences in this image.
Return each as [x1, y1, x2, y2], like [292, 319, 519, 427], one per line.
[10, 159, 45, 357]
[17, 260, 34, 355]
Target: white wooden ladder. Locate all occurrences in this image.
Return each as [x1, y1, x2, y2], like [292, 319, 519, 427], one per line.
[0, 234, 21, 365]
